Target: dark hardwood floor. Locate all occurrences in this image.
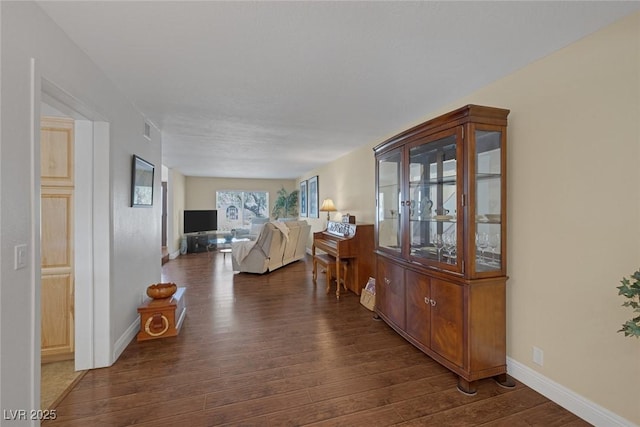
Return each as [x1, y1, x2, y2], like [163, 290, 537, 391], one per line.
[46, 252, 590, 426]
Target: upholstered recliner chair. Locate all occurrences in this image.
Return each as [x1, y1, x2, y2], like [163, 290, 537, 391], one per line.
[231, 220, 311, 274]
[233, 217, 269, 241]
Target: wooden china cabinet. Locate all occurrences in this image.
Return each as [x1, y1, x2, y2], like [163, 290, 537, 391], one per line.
[373, 105, 512, 395]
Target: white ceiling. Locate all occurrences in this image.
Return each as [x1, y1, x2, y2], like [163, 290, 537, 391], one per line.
[37, 1, 640, 179]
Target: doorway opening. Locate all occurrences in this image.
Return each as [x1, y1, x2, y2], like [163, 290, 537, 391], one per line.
[38, 77, 112, 409]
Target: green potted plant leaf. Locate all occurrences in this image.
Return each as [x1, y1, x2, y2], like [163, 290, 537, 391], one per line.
[617, 269, 640, 338]
[272, 187, 299, 220]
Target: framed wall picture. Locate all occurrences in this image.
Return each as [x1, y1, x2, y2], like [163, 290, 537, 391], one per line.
[308, 175, 319, 218]
[300, 180, 308, 217]
[131, 155, 154, 207]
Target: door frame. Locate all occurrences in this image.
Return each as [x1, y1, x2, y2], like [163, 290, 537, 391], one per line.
[161, 181, 168, 247]
[37, 74, 112, 374]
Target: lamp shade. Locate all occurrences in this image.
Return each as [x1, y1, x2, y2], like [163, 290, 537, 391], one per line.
[320, 198, 337, 212]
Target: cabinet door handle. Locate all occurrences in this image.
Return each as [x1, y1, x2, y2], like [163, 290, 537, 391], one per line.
[430, 299, 436, 306]
[384, 277, 391, 285]
[424, 297, 431, 305]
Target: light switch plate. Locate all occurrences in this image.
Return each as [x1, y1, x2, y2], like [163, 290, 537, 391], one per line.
[533, 346, 544, 366]
[15, 244, 27, 270]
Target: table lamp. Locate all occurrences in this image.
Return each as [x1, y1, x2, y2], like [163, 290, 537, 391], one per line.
[320, 198, 337, 221]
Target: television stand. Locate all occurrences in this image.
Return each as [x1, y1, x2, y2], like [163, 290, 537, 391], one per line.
[186, 232, 214, 253]
[185, 231, 234, 254]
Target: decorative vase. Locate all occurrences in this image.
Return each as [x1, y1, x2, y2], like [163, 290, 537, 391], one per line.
[146, 283, 177, 299]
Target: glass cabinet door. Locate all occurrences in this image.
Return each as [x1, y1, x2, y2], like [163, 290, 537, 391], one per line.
[407, 130, 462, 272]
[377, 149, 402, 255]
[474, 128, 503, 274]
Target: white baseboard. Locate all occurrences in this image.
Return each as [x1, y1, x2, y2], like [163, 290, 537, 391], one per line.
[507, 357, 636, 427]
[113, 317, 139, 363]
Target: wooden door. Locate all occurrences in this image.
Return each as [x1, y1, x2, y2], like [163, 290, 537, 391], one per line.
[375, 257, 405, 330]
[41, 117, 75, 362]
[430, 278, 464, 368]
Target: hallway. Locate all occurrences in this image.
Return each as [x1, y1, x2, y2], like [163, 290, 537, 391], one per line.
[44, 252, 589, 425]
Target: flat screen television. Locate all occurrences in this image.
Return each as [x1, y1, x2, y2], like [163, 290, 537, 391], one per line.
[184, 210, 217, 234]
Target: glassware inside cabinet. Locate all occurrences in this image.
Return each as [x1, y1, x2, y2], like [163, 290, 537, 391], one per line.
[409, 134, 459, 267]
[377, 150, 402, 254]
[475, 130, 502, 272]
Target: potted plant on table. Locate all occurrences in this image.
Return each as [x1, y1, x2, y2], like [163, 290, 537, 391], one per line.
[617, 268, 640, 338]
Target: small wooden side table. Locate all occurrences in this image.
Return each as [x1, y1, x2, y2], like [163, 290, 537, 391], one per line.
[137, 287, 186, 341]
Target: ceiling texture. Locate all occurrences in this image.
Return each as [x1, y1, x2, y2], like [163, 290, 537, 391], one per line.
[37, 1, 640, 179]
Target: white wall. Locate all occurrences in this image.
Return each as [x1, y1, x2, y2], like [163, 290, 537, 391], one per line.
[0, 1, 162, 418]
[0, 0, 4, 416]
[168, 169, 186, 257]
[302, 12, 640, 425]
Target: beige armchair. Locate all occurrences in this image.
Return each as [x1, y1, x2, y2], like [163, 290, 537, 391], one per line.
[231, 220, 311, 274]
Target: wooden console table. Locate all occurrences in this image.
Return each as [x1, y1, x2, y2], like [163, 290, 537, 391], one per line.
[137, 287, 186, 341]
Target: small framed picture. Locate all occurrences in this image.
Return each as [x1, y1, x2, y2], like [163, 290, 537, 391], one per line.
[308, 175, 319, 218]
[131, 155, 154, 207]
[342, 214, 355, 224]
[300, 180, 308, 217]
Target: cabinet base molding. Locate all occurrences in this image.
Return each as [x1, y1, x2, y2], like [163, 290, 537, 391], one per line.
[456, 374, 515, 396]
[494, 373, 516, 389]
[457, 378, 478, 396]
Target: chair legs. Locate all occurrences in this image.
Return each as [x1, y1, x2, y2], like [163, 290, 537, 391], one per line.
[312, 254, 349, 299]
[331, 261, 349, 298]
[339, 260, 349, 293]
[324, 266, 334, 295]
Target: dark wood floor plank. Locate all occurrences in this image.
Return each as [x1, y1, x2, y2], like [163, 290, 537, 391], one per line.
[305, 364, 450, 403]
[264, 372, 461, 425]
[45, 253, 589, 426]
[47, 394, 205, 426]
[396, 387, 547, 426]
[202, 389, 312, 425]
[478, 401, 592, 427]
[130, 411, 208, 427]
[304, 406, 405, 427]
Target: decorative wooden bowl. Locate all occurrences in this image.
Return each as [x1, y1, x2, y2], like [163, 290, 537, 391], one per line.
[146, 283, 177, 299]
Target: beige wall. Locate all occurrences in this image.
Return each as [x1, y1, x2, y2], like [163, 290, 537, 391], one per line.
[185, 176, 296, 217]
[445, 13, 639, 424]
[301, 13, 640, 424]
[299, 143, 377, 247]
